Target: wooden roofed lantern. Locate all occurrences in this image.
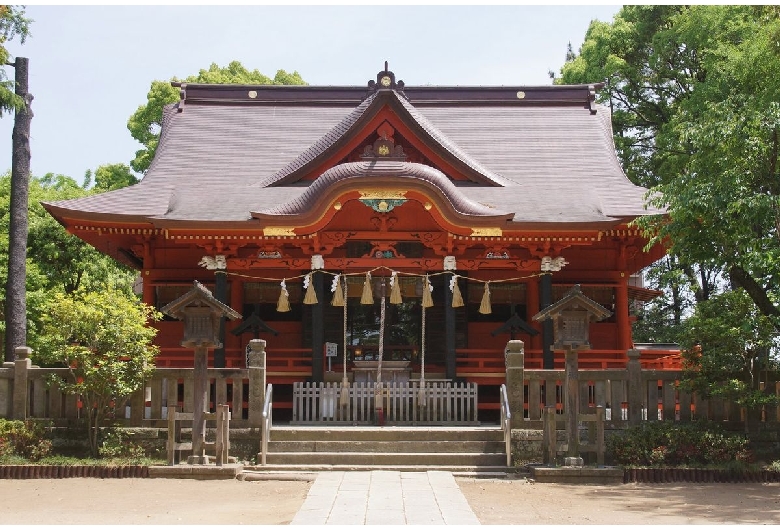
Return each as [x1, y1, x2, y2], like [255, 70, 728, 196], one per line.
[532, 285, 612, 350]
[160, 281, 241, 464]
[161, 281, 241, 348]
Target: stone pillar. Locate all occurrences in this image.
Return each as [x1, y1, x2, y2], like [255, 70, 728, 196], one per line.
[188, 345, 209, 464]
[247, 339, 267, 428]
[504, 340, 525, 429]
[564, 346, 581, 461]
[12, 347, 32, 420]
[627, 348, 643, 425]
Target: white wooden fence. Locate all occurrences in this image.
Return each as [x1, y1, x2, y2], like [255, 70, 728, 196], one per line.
[292, 381, 479, 425]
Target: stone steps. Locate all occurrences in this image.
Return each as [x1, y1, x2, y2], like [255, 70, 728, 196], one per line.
[258, 424, 513, 472]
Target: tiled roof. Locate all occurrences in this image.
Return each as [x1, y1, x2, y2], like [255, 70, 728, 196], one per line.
[44, 80, 663, 228]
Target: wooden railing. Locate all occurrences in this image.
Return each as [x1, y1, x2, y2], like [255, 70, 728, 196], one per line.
[500, 384, 512, 467]
[4, 344, 777, 431]
[0, 360, 257, 427]
[456, 347, 682, 374]
[519, 367, 780, 429]
[291, 381, 479, 425]
[260, 384, 273, 466]
[265, 348, 312, 376]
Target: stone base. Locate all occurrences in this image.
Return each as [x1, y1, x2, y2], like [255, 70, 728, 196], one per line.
[149, 463, 243, 480]
[564, 456, 584, 466]
[530, 465, 624, 484]
[187, 455, 211, 465]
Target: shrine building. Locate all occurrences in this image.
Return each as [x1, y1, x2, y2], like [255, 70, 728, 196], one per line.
[43, 66, 671, 419]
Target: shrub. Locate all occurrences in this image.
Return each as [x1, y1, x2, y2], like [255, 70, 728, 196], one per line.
[0, 419, 53, 461]
[607, 421, 750, 467]
[99, 429, 146, 459]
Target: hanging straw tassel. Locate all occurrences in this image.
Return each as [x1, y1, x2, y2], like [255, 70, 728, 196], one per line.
[418, 379, 427, 408]
[303, 272, 318, 305]
[479, 281, 492, 314]
[422, 274, 434, 308]
[361, 271, 374, 305]
[389, 271, 403, 304]
[277, 279, 291, 312]
[331, 274, 345, 307]
[450, 274, 464, 308]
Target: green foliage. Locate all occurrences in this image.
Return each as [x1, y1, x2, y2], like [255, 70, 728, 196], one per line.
[560, 5, 780, 350]
[0, 5, 31, 116]
[34, 289, 161, 457]
[98, 428, 146, 459]
[86, 163, 139, 192]
[0, 171, 137, 356]
[128, 61, 306, 173]
[0, 419, 52, 462]
[678, 289, 779, 415]
[608, 421, 751, 467]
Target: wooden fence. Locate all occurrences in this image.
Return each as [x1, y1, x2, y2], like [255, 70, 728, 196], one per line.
[3, 344, 779, 430]
[0, 358, 257, 427]
[512, 349, 780, 431]
[291, 381, 479, 425]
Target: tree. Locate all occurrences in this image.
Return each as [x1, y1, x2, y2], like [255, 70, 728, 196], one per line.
[558, 6, 780, 337]
[678, 289, 779, 432]
[0, 172, 136, 357]
[84, 163, 138, 191]
[1, 6, 32, 361]
[0, 6, 31, 114]
[34, 289, 160, 457]
[128, 61, 306, 173]
[639, 6, 780, 328]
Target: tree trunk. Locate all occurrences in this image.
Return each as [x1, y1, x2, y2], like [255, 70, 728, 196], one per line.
[729, 265, 780, 327]
[4, 57, 32, 361]
[89, 406, 101, 458]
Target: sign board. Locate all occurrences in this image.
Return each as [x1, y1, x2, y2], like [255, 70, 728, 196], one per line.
[325, 342, 338, 357]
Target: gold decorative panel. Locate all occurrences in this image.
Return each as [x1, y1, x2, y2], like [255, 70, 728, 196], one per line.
[359, 189, 407, 200]
[263, 227, 296, 237]
[470, 227, 503, 237]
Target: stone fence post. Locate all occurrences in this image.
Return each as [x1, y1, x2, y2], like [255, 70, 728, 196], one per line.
[247, 339, 267, 428]
[504, 340, 524, 429]
[13, 346, 32, 420]
[627, 348, 642, 425]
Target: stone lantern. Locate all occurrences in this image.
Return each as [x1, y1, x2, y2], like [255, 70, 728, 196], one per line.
[161, 281, 241, 464]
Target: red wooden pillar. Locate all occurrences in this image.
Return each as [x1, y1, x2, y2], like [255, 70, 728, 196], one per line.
[615, 275, 632, 351]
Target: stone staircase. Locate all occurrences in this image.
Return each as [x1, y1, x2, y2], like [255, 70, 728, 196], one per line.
[244, 425, 514, 474]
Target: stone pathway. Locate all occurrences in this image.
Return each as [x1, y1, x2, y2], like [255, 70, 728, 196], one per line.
[291, 470, 480, 525]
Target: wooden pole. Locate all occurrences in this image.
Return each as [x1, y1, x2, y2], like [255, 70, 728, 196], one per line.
[4, 57, 32, 361]
[189, 345, 208, 464]
[564, 346, 579, 458]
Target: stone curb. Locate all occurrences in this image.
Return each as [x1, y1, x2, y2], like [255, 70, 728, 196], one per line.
[623, 468, 780, 483]
[0, 465, 149, 479]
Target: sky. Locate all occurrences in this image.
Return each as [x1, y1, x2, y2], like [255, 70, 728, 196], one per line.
[0, 5, 621, 184]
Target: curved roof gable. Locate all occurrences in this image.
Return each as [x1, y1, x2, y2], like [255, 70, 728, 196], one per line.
[253, 161, 512, 221]
[259, 86, 510, 188]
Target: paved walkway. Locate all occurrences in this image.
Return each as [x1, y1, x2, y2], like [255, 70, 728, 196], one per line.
[291, 470, 480, 525]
